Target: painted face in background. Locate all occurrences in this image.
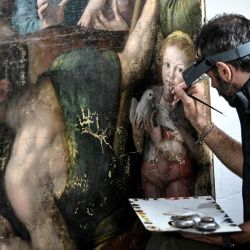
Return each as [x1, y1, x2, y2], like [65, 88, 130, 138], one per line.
[162, 45, 189, 100]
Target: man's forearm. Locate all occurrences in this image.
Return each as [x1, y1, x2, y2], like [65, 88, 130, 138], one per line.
[202, 124, 243, 177]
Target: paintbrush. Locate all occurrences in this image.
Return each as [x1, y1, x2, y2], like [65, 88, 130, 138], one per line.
[187, 94, 224, 115]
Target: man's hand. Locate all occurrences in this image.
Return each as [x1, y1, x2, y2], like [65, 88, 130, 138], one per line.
[172, 81, 209, 133]
[171, 82, 187, 106]
[181, 232, 223, 246]
[37, 0, 69, 29]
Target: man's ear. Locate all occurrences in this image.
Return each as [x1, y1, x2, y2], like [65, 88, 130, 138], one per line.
[0, 79, 12, 102]
[215, 62, 232, 82]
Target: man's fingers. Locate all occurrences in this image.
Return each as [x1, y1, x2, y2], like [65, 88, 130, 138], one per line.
[174, 86, 193, 106]
[171, 81, 188, 106]
[181, 232, 200, 239]
[179, 81, 187, 90]
[171, 94, 180, 106]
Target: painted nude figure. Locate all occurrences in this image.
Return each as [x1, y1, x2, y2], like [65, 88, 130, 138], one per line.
[0, 0, 159, 249]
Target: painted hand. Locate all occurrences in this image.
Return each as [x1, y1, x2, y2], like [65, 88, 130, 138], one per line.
[37, 0, 69, 29]
[132, 114, 144, 153]
[144, 111, 162, 146]
[91, 0, 129, 31]
[77, 0, 106, 28]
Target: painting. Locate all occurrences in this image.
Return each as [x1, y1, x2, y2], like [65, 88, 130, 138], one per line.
[0, 0, 213, 249]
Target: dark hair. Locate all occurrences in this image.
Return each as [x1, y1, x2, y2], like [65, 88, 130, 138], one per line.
[195, 13, 250, 72]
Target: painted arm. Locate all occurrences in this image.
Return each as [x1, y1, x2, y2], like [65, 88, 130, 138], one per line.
[118, 0, 159, 88]
[12, 0, 41, 35]
[3, 80, 72, 249]
[113, 0, 159, 156]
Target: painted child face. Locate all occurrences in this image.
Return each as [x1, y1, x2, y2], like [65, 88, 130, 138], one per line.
[162, 46, 189, 91]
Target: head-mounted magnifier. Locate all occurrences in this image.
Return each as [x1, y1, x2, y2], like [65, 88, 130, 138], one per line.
[183, 41, 250, 87]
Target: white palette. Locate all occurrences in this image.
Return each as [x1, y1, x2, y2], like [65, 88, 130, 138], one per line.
[129, 196, 241, 234]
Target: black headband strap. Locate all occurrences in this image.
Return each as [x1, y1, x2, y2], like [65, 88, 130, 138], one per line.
[213, 42, 250, 62]
[183, 41, 250, 87]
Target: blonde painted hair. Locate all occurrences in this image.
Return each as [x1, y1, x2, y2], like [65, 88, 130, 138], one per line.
[159, 30, 195, 69]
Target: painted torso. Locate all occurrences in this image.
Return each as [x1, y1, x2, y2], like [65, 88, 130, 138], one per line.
[142, 86, 195, 198]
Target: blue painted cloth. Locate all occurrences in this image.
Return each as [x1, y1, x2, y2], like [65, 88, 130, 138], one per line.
[12, 0, 88, 35]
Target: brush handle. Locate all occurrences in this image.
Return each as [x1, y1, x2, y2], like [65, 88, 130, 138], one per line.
[187, 94, 224, 115]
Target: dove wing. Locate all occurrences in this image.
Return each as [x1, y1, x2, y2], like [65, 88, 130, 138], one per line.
[155, 104, 177, 131]
[129, 97, 138, 124]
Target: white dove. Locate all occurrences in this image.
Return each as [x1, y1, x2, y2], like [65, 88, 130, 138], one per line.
[130, 88, 177, 131]
[129, 89, 155, 124]
[154, 103, 177, 131]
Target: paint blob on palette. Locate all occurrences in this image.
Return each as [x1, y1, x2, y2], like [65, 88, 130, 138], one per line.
[129, 196, 241, 234]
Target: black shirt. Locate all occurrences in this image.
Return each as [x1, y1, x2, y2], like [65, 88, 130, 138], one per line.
[222, 80, 250, 250]
[230, 80, 250, 222]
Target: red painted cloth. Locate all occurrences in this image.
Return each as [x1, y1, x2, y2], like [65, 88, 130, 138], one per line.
[142, 130, 195, 198]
